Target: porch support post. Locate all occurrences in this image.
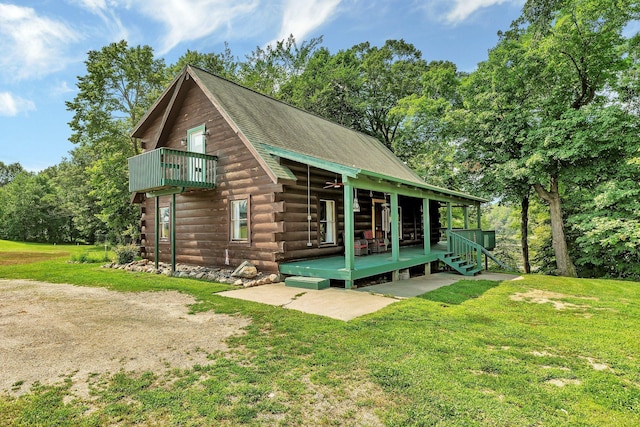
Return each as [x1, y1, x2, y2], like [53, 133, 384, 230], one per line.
[447, 202, 452, 230]
[171, 193, 176, 274]
[477, 203, 482, 229]
[423, 198, 430, 255]
[423, 197, 431, 275]
[463, 206, 469, 229]
[343, 179, 355, 289]
[154, 196, 159, 270]
[391, 192, 400, 262]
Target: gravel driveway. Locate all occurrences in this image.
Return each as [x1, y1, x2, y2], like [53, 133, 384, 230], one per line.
[0, 279, 249, 397]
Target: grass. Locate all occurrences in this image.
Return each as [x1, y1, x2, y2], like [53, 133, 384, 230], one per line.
[1, 239, 639, 426]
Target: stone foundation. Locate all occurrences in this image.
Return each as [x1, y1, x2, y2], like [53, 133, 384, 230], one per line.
[102, 259, 281, 287]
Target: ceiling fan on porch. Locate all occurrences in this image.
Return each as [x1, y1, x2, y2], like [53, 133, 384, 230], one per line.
[323, 177, 344, 189]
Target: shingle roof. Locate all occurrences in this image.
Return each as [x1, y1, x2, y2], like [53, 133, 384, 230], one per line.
[133, 66, 486, 203]
[189, 66, 425, 184]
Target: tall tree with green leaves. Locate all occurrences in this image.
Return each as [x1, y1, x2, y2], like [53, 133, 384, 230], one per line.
[239, 35, 323, 97]
[461, 0, 639, 277]
[66, 41, 167, 242]
[391, 60, 466, 189]
[458, 27, 536, 273]
[168, 44, 239, 82]
[351, 39, 427, 150]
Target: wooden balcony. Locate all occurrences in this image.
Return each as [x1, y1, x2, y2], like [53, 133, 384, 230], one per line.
[128, 148, 217, 194]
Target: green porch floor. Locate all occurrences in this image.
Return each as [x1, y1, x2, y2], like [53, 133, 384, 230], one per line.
[279, 244, 448, 283]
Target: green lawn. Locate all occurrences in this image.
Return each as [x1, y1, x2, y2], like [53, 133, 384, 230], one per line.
[1, 240, 639, 426]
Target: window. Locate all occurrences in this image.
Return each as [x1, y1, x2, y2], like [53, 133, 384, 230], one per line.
[319, 199, 336, 244]
[159, 207, 170, 239]
[230, 199, 248, 241]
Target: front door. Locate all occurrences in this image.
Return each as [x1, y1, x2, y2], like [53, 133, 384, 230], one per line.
[187, 126, 205, 182]
[371, 198, 388, 239]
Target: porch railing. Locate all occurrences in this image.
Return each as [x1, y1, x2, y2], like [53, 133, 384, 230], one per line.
[445, 229, 483, 274]
[128, 147, 218, 193]
[440, 228, 496, 251]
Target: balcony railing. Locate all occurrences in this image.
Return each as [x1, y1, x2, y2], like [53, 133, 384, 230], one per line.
[128, 148, 217, 193]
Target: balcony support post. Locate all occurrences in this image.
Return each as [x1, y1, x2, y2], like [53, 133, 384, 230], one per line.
[154, 196, 159, 270]
[171, 193, 176, 273]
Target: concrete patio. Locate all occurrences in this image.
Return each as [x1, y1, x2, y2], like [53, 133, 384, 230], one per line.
[218, 272, 521, 321]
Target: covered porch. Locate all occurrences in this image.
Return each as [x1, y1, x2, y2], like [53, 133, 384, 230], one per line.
[269, 146, 495, 288]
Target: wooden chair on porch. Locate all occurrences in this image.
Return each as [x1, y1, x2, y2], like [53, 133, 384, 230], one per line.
[354, 235, 369, 256]
[364, 230, 387, 253]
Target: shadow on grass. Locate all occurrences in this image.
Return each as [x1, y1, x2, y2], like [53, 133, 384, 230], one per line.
[418, 280, 501, 305]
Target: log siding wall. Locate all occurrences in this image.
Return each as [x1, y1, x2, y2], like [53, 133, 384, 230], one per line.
[139, 79, 281, 272]
[136, 79, 445, 272]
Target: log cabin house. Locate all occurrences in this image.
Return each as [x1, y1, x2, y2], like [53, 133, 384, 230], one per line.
[128, 66, 498, 289]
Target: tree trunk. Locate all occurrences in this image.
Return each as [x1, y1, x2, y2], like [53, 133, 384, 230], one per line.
[520, 194, 531, 274]
[534, 176, 577, 277]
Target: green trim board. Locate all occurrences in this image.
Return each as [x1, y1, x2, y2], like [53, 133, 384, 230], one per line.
[263, 144, 360, 178]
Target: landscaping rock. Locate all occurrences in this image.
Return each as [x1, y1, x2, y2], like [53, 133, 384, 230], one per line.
[104, 259, 275, 287]
[232, 261, 258, 279]
[269, 273, 281, 283]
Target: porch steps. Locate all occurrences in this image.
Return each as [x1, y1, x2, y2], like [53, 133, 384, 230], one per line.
[439, 253, 480, 276]
[285, 276, 330, 290]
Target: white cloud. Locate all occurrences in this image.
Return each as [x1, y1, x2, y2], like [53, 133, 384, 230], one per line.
[0, 92, 36, 116]
[445, 0, 513, 23]
[421, 0, 518, 24]
[273, 0, 342, 44]
[131, 0, 259, 54]
[0, 4, 81, 80]
[50, 81, 75, 97]
[70, 0, 130, 41]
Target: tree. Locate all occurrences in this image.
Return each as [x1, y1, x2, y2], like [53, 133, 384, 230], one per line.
[392, 60, 466, 189]
[280, 47, 363, 129]
[239, 35, 323, 97]
[282, 39, 427, 153]
[461, 1, 639, 277]
[351, 40, 427, 149]
[458, 28, 536, 273]
[66, 41, 167, 242]
[0, 171, 68, 242]
[168, 44, 239, 82]
[0, 161, 24, 186]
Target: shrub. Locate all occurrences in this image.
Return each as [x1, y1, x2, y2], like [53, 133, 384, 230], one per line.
[70, 251, 105, 263]
[113, 244, 138, 264]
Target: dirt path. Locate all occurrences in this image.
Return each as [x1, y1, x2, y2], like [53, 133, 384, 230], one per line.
[0, 279, 250, 397]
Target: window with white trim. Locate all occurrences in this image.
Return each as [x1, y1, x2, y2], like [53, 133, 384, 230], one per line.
[230, 199, 248, 241]
[319, 199, 336, 244]
[159, 207, 170, 239]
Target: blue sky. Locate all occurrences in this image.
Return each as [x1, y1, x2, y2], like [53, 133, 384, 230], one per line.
[0, 0, 523, 171]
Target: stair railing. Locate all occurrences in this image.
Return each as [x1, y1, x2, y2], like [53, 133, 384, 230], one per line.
[446, 229, 483, 272]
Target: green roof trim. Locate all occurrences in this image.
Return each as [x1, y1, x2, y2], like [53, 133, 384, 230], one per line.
[359, 170, 488, 203]
[262, 144, 360, 178]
